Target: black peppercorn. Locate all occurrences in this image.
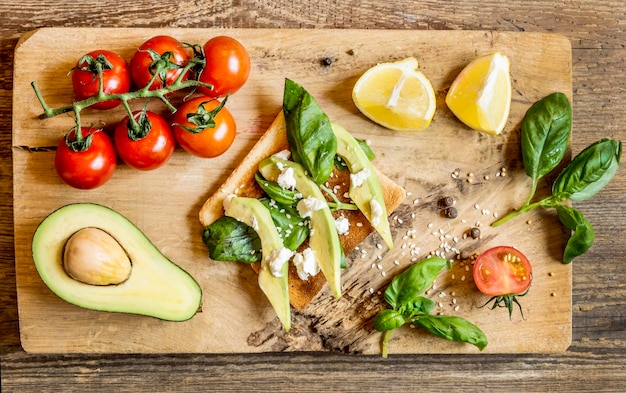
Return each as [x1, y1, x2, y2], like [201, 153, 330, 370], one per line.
[438, 196, 455, 208]
[443, 206, 458, 219]
[469, 227, 481, 239]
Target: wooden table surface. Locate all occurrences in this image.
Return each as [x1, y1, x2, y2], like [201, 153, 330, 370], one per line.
[1, 1, 624, 392]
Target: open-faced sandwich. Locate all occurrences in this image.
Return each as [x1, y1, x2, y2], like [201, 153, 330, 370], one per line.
[199, 79, 406, 330]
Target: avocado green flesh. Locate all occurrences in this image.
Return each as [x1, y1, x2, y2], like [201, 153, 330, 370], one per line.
[31, 203, 202, 322]
[224, 196, 291, 331]
[332, 123, 393, 249]
[258, 157, 342, 298]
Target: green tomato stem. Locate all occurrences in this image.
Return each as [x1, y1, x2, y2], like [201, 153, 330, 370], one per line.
[31, 59, 212, 132]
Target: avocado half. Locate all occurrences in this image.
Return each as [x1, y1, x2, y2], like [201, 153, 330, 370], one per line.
[31, 203, 202, 321]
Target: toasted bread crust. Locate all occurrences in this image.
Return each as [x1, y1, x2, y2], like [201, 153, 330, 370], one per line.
[199, 111, 406, 310]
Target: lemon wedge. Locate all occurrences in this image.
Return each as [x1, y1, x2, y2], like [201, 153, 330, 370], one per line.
[352, 57, 436, 132]
[445, 52, 511, 135]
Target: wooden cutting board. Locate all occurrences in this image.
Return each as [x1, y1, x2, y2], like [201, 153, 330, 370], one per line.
[13, 28, 573, 354]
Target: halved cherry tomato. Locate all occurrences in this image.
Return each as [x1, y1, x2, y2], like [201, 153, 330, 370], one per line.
[130, 35, 191, 90]
[54, 127, 117, 189]
[172, 96, 236, 158]
[114, 111, 175, 171]
[473, 246, 533, 319]
[71, 50, 131, 110]
[197, 36, 250, 98]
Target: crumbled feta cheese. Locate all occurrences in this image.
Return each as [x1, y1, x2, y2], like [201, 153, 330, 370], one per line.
[272, 149, 291, 160]
[334, 215, 350, 235]
[268, 247, 294, 277]
[296, 196, 327, 218]
[370, 198, 383, 226]
[293, 248, 320, 280]
[350, 168, 370, 188]
[277, 166, 297, 190]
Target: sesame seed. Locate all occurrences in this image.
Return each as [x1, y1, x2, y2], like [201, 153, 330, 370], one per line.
[369, 288, 374, 294]
[413, 198, 420, 204]
[461, 275, 466, 281]
[393, 260, 400, 266]
[526, 220, 532, 225]
[428, 223, 434, 228]
[551, 292, 556, 297]
[474, 203, 480, 210]
[376, 243, 383, 249]
[549, 272, 555, 277]
[452, 298, 457, 304]
[381, 271, 387, 277]
[406, 191, 412, 196]
[454, 305, 460, 312]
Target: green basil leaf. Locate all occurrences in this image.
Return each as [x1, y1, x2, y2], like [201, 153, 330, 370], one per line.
[552, 138, 622, 202]
[521, 92, 572, 201]
[384, 257, 450, 309]
[283, 78, 337, 184]
[373, 309, 405, 332]
[555, 205, 595, 264]
[412, 315, 488, 351]
[398, 296, 436, 319]
[254, 172, 302, 206]
[202, 216, 261, 263]
[259, 198, 309, 251]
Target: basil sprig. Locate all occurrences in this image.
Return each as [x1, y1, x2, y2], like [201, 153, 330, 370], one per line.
[373, 257, 487, 357]
[493, 93, 622, 264]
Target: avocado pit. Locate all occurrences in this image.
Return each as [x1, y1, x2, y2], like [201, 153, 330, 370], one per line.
[63, 227, 131, 285]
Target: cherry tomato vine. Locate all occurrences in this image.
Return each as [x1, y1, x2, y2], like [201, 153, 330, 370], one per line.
[31, 35, 250, 189]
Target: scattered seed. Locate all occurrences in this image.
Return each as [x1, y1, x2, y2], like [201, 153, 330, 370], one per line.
[548, 272, 555, 277]
[454, 305, 460, 312]
[551, 292, 556, 297]
[369, 288, 374, 294]
[484, 175, 490, 180]
[381, 271, 387, 277]
[526, 220, 533, 225]
[474, 203, 480, 210]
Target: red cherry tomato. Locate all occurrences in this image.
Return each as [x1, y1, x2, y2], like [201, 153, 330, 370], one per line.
[197, 36, 250, 98]
[54, 128, 117, 189]
[130, 35, 191, 90]
[71, 50, 131, 110]
[473, 246, 533, 319]
[473, 246, 533, 296]
[114, 111, 175, 171]
[172, 96, 236, 158]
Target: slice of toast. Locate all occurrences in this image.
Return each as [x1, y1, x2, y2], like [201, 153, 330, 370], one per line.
[199, 111, 406, 310]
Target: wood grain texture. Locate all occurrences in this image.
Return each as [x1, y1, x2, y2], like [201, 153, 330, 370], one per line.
[1, 0, 625, 392]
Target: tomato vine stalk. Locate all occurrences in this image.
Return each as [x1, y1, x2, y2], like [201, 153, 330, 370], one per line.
[31, 54, 213, 151]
